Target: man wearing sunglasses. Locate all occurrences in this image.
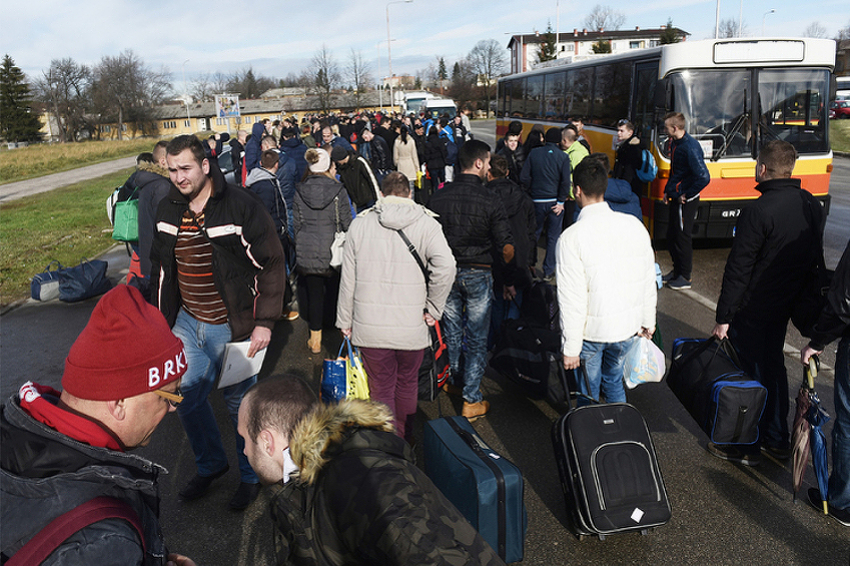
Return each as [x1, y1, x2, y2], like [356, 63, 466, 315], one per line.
[1, 285, 195, 566]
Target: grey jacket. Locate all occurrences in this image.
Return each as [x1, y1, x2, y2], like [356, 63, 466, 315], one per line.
[336, 196, 455, 350]
[1, 392, 168, 565]
[293, 174, 352, 275]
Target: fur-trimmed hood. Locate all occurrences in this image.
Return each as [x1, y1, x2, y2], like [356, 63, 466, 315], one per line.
[290, 400, 395, 485]
[136, 160, 169, 178]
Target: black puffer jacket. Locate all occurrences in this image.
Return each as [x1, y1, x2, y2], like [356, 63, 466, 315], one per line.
[497, 144, 526, 187]
[293, 174, 352, 275]
[1, 392, 168, 565]
[150, 165, 286, 341]
[427, 173, 514, 268]
[613, 134, 644, 194]
[424, 130, 447, 171]
[716, 178, 823, 325]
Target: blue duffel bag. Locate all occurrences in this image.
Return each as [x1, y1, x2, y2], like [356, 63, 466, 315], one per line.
[31, 260, 64, 301]
[58, 258, 112, 303]
[424, 416, 527, 563]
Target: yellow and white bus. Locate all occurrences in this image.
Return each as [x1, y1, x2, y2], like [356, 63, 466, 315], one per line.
[496, 38, 836, 239]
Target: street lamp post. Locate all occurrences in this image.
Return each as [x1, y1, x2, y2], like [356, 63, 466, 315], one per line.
[386, 0, 412, 116]
[762, 9, 775, 36]
[182, 59, 191, 130]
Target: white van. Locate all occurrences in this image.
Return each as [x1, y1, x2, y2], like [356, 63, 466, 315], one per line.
[421, 98, 457, 120]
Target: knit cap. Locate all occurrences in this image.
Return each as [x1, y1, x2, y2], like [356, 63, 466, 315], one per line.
[63, 285, 186, 400]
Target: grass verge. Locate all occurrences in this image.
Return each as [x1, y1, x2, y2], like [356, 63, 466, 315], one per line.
[0, 138, 159, 185]
[0, 168, 133, 306]
[831, 120, 850, 154]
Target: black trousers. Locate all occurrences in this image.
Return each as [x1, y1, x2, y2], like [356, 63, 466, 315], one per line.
[666, 197, 699, 280]
[297, 273, 339, 332]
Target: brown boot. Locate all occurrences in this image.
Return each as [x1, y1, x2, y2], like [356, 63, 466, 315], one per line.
[462, 400, 490, 422]
[307, 330, 322, 354]
[442, 383, 463, 397]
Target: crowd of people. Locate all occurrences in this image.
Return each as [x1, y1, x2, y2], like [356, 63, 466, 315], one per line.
[2, 108, 848, 565]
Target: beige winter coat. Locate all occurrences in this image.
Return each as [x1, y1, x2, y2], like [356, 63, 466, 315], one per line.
[336, 196, 455, 350]
[393, 136, 420, 183]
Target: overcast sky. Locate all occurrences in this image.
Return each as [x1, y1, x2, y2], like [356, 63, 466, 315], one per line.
[3, 0, 847, 93]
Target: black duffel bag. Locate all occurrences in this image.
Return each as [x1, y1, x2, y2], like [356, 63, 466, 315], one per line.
[59, 258, 113, 303]
[666, 337, 767, 446]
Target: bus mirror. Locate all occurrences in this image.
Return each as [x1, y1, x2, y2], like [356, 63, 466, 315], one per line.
[654, 79, 669, 110]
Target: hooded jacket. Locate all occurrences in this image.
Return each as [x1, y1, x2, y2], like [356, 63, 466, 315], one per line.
[134, 162, 172, 280]
[280, 136, 309, 181]
[715, 177, 823, 325]
[293, 174, 352, 275]
[336, 196, 456, 349]
[335, 152, 380, 209]
[245, 122, 267, 174]
[271, 400, 505, 566]
[150, 163, 286, 341]
[1, 389, 168, 566]
[246, 166, 287, 235]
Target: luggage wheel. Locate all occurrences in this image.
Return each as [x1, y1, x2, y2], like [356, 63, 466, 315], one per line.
[596, 534, 606, 541]
[640, 529, 649, 536]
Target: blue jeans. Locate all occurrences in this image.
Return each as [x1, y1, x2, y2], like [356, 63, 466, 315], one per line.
[831, 335, 850, 511]
[534, 201, 562, 278]
[576, 337, 635, 406]
[171, 309, 258, 483]
[443, 268, 493, 404]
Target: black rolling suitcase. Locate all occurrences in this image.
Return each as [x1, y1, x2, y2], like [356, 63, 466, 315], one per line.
[551, 402, 671, 540]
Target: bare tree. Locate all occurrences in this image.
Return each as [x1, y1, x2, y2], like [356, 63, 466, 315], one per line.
[345, 49, 373, 110]
[311, 45, 340, 113]
[719, 18, 747, 38]
[190, 73, 213, 102]
[804, 22, 828, 38]
[226, 67, 277, 99]
[32, 58, 92, 142]
[468, 39, 507, 118]
[91, 50, 171, 139]
[211, 72, 229, 94]
[838, 20, 850, 40]
[583, 4, 626, 31]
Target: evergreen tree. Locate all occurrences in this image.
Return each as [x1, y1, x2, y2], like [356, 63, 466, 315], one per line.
[438, 58, 448, 81]
[591, 40, 612, 54]
[0, 55, 42, 143]
[659, 19, 681, 44]
[538, 22, 558, 63]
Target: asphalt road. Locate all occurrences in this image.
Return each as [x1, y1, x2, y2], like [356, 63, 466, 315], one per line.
[0, 156, 136, 202]
[1, 124, 848, 564]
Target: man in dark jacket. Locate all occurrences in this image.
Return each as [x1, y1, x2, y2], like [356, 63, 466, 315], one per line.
[151, 135, 286, 510]
[358, 127, 392, 183]
[487, 154, 535, 344]
[244, 122, 268, 176]
[663, 112, 711, 290]
[428, 140, 515, 421]
[612, 119, 645, 197]
[236, 376, 506, 566]
[496, 131, 525, 186]
[133, 141, 173, 296]
[520, 127, 571, 281]
[801, 238, 850, 526]
[332, 146, 380, 212]
[711, 140, 823, 466]
[0, 286, 192, 565]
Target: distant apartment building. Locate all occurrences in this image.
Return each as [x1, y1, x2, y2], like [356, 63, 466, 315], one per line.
[507, 26, 689, 74]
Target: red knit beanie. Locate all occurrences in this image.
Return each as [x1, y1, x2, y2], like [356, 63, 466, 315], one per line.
[63, 285, 186, 401]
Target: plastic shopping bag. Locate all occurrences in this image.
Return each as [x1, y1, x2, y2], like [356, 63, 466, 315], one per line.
[321, 337, 370, 402]
[623, 336, 666, 389]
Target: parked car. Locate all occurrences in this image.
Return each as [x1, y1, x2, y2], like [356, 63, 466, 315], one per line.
[830, 100, 850, 119]
[217, 145, 237, 184]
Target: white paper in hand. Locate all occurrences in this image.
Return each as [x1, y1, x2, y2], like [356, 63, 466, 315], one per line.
[218, 341, 266, 389]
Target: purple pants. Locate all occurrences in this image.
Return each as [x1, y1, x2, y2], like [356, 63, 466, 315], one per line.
[359, 347, 425, 441]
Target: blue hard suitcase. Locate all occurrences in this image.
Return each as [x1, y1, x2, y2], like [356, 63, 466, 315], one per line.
[551, 403, 671, 540]
[424, 416, 527, 563]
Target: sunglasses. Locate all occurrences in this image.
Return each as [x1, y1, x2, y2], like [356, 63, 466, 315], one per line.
[155, 387, 184, 407]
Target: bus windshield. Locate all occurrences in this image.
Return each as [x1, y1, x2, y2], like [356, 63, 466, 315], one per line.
[658, 68, 829, 159]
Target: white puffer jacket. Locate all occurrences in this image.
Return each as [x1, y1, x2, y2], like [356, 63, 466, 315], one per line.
[336, 196, 456, 350]
[556, 201, 656, 357]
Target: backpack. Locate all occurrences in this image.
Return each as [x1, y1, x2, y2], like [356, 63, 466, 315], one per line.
[636, 149, 658, 183]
